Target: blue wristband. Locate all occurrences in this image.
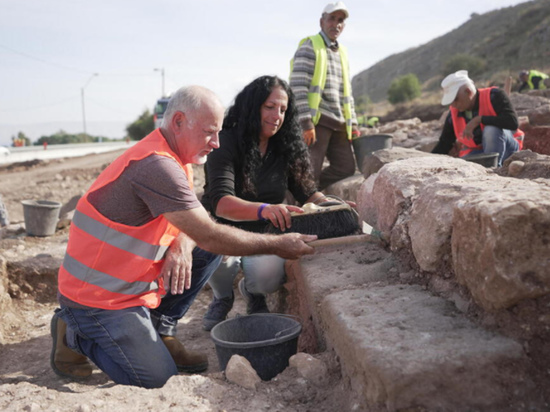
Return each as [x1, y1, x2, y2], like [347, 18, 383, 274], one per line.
[257, 203, 268, 221]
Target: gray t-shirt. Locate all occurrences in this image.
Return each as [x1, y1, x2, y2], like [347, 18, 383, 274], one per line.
[88, 154, 200, 225]
[59, 154, 201, 308]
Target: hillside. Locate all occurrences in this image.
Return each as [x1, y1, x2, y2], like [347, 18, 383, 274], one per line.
[353, 0, 550, 103]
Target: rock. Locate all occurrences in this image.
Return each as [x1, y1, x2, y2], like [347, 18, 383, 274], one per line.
[289, 352, 328, 385]
[451, 177, 550, 310]
[361, 147, 440, 179]
[508, 160, 525, 177]
[324, 173, 364, 202]
[528, 103, 550, 126]
[59, 194, 82, 219]
[321, 286, 533, 412]
[359, 154, 550, 311]
[225, 355, 261, 390]
[498, 150, 550, 180]
[357, 156, 487, 233]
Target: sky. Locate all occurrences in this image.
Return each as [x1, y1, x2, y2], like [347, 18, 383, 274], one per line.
[0, 0, 530, 146]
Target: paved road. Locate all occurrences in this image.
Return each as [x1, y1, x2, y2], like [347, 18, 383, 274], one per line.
[0, 141, 136, 165]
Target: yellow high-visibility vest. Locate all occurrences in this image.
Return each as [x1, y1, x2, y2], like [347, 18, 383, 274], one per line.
[528, 70, 549, 90]
[291, 34, 353, 140]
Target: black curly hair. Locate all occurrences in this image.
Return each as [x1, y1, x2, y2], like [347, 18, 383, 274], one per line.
[223, 75, 316, 196]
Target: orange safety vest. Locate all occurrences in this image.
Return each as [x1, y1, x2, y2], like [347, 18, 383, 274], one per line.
[58, 129, 194, 310]
[450, 87, 524, 157]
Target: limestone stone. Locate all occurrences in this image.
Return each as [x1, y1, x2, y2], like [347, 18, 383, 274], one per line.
[225, 355, 261, 390]
[289, 352, 328, 385]
[357, 156, 487, 233]
[528, 103, 550, 126]
[321, 286, 534, 412]
[451, 178, 550, 310]
[408, 180, 463, 272]
[361, 147, 440, 179]
[508, 160, 525, 177]
[324, 173, 364, 202]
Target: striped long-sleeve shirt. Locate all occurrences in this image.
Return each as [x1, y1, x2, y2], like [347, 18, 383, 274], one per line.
[289, 31, 357, 132]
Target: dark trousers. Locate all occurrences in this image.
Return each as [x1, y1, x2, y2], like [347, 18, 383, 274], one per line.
[309, 124, 356, 190]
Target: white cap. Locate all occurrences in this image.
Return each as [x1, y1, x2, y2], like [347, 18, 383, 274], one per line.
[440, 70, 474, 106]
[323, 1, 349, 18]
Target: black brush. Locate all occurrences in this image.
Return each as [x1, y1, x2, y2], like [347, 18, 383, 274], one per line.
[266, 196, 361, 240]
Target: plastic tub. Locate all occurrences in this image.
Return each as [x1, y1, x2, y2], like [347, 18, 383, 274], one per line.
[21, 200, 61, 236]
[352, 134, 393, 172]
[210, 313, 302, 381]
[463, 152, 499, 168]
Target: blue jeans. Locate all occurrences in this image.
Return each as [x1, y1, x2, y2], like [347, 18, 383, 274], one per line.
[57, 247, 222, 388]
[207, 254, 286, 299]
[465, 125, 519, 167]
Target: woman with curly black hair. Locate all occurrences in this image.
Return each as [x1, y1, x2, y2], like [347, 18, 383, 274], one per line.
[200, 75, 325, 330]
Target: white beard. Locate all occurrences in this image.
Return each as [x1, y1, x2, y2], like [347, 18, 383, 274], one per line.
[193, 154, 208, 165]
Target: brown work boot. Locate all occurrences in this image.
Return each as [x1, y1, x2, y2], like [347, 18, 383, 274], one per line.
[50, 314, 93, 379]
[161, 335, 208, 373]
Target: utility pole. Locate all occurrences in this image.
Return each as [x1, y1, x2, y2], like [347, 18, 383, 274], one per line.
[154, 67, 165, 97]
[81, 73, 98, 141]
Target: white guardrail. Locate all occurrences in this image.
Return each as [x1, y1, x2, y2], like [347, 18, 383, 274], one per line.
[0, 141, 137, 165]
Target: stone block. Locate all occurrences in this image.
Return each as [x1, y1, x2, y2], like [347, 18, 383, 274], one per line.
[323, 173, 364, 202]
[361, 147, 440, 179]
[451, 178, 550, 310]
[528, 103, 550, 126]
[357, 156, 487, 233]
[285, 242, 396, 352]
[321, 286, 537, 411]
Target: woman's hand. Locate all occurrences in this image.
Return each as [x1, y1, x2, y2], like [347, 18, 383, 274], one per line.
[260, 203, 304, 231]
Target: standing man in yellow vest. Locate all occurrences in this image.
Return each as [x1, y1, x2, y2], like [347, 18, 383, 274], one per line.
[290, 1, 360, 190]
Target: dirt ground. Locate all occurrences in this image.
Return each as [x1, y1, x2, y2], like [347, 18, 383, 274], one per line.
[0, 151, 356, 412]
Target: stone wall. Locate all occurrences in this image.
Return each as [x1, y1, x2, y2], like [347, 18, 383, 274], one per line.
[356, 152, 550, 391]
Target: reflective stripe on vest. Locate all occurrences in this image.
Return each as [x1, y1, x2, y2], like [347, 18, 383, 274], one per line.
[63, 253, 159, 296]
[58, 129, 191, 310]
[72, 210, 170, 261]
[451, 87, 524, 157]
[528, 70, 549, 90]
[292, 34, 353, 140]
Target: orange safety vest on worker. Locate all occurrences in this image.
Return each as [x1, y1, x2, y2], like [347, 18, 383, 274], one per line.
[450, 87, 524, 157]
[58, 129, 193, 310]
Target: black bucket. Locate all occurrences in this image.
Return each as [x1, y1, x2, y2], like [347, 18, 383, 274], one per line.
[463, 152, 499, 168]
[352, 134, 393, 172]
[210, 314, 302, 381]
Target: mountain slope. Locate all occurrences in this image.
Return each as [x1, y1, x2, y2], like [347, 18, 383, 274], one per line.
[352, 0, 550, 103]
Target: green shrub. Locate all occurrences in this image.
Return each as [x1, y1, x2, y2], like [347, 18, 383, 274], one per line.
[442, 54, 486, 77]
[387, 74, 421, 105]
[126, 109, 154, 141]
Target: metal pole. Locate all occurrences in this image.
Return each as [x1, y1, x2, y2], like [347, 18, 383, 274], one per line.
[81, 73, 98, 141]
[154, 68, 165, 97]
[161, 68, 165, 97]
[81, 87, 87, 137]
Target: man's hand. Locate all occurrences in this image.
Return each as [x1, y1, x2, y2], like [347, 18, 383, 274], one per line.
[303, 129, 316, 146]
[161, 233, 196, 294]
[463, 115, 482, 140]
[273, 233, 317, 259]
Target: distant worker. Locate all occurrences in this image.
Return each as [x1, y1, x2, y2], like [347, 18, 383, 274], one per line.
[432, 70, 523, 167]
[51, 85, 317, 389]
[366, 116, 379, 128]
[518, 69, 549, 93]
[357, 115, 379, 129]
[289, 1, 360, 190]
